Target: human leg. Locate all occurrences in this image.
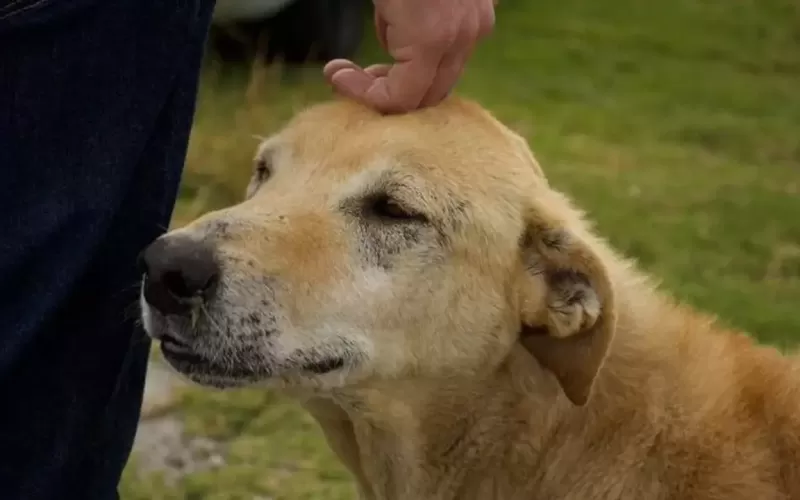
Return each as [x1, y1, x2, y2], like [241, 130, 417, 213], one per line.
[0, 0, 215, 497]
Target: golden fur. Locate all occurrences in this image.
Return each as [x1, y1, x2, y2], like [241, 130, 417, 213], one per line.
[141, 97, 800, 499]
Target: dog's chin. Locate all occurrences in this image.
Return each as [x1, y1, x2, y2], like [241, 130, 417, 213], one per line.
[181, 371, 258, 389]
[159, 344, 268, 388]
[158, 336, 351, 390]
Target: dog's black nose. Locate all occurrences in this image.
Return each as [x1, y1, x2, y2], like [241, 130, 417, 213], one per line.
[139, 235, 220, 315]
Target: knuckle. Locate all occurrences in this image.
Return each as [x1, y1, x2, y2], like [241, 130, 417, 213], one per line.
[429, 23, 460, 46]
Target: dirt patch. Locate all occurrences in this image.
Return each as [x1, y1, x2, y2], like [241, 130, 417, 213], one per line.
[131, 360, 227, 482]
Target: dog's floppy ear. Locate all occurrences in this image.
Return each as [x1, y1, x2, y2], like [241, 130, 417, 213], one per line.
[516, 194, 617, 406]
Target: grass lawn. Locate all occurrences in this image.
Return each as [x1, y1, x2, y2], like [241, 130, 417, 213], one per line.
[120, 0, 800, 497]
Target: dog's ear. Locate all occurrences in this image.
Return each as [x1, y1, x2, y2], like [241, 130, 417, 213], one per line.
[516, 194, 617, 406]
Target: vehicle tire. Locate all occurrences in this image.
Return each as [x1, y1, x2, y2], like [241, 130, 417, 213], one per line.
[207, 0, 367, 68]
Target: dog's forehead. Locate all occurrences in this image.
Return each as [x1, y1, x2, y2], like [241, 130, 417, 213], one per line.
[262, 98, 545, 200]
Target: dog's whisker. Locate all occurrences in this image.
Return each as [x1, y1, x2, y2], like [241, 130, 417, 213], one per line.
[199, 303, 227, 366]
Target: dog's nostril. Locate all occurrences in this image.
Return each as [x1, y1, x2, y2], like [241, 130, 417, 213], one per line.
[141, 235, 221, 315]
[161, 270, 194, 299]
[161, 268, 217, 299]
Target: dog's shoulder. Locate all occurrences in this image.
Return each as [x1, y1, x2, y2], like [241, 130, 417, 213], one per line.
[653, 311, 800, 498]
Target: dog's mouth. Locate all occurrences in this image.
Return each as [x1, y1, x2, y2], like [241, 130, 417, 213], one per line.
[158, 334, 269, 382]
[158, 334, 348, 384]
[160, 335, 206, 365]
[301, 357, 346, 375]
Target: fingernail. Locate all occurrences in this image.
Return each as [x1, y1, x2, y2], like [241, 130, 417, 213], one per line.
[323, 59, 356, 79]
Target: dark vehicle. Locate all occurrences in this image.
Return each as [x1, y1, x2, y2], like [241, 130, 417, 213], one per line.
[209, 0, 367, 67]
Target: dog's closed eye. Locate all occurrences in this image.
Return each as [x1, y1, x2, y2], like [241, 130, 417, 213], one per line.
[367, 194, 428, 224]
[246, 154, 274, 199]
[254, 158, 271, 183]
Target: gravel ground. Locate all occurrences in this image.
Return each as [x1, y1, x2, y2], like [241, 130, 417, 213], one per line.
[131, 360, 227, 482]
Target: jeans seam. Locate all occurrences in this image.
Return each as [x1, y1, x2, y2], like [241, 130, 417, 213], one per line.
[0, 0, 52, 20]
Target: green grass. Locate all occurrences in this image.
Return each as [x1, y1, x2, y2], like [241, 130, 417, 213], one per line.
[121, 0, 800, 497]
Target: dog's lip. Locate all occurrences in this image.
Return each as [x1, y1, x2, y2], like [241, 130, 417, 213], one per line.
[301, 357, 346, 375]
[160, 335, 206, 365]
[159, 335, 347, 378]
[159, 337, 274, 381]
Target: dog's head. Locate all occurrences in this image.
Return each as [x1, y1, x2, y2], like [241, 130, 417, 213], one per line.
[140, 98, 616, 405]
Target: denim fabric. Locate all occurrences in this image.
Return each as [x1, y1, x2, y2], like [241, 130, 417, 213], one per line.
[0, 0, 215, 497]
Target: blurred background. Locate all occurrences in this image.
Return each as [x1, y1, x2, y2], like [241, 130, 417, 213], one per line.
[121, 0, 800, 498]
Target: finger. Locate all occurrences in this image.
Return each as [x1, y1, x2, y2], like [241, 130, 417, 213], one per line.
[365, 60, 439, 113]
[419, 48, 471, 108]
[364, 64, 392, 78]
[328, 66, 378, 103]
[419, 13, 481, 107]
[323, 58, 359, 82]
[362, 43, 453, 114]
[325, 63, 393, 102]
[326, 63, 417, 105]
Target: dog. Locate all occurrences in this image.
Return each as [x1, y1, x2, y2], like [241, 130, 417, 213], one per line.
[139, 97, 800, 499]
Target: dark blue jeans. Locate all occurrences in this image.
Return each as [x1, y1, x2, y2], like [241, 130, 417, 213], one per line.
[0, 0, 215, 497]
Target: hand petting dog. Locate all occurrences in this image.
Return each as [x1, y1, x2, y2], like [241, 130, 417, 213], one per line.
[324, 0, 496, 114]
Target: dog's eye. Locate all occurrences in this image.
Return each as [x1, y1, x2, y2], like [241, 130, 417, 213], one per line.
[245, 158, 273, 200]
[370, 194, 426, 222]
[255, 159, 271, 181]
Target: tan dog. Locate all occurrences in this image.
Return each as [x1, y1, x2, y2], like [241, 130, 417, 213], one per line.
[139, 97, 800, 500]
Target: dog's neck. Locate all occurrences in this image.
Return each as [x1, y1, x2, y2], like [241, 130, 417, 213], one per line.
[305, 268, 678, 500]
[306, 347, 562, 500]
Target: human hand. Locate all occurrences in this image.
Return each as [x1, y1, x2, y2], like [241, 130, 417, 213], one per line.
[323, 0, 496, 114]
